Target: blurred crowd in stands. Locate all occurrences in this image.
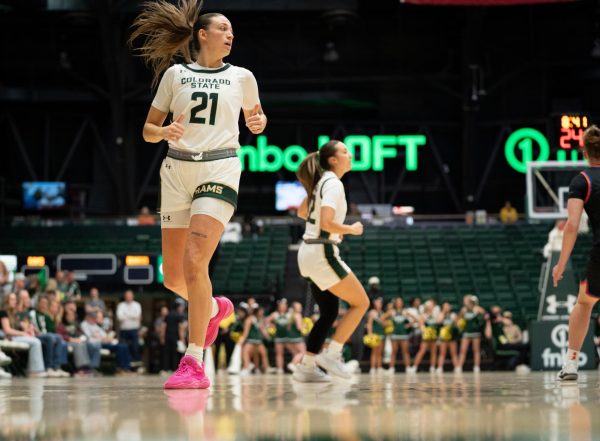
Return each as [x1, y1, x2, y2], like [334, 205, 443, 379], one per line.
[3, 266, 600, 380]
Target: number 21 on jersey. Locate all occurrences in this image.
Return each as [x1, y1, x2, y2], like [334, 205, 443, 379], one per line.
[190, 92, 218, 125]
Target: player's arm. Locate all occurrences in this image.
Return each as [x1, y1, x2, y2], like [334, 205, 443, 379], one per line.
[553, 198, 584, 286]
[320, 207, 363, 235]
[297, 197, 308, 220]
[143, 106, 186, 143]
[243, 104, 267, 135]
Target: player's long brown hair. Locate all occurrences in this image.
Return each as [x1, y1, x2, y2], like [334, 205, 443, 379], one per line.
[128, 0, 222, 88]
[584, 125, 600, 160]
[296, 140, 341, 206]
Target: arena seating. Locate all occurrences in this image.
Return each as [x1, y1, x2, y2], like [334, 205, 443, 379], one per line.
[2, 222, 594, 325]
[212, 225, 289, 295]
[340, 223, 592, 324]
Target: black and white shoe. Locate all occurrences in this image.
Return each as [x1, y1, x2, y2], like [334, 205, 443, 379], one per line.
[557, 364, 578, 382]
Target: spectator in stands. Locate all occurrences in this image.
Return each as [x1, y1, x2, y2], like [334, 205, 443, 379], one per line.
[81, 311, 132, 374]
[116, 290, 142, 364]
[500, 201, 518, 224]
[17, 289, 32, 314]
[0, 260, 10, 296]
[30, 295, 70, 377]
[137, 206, 156, 225]
[64, 272, 81, 301]
[44, 279, 63, 303]
[57, 306, 101, 375]
[485, 305, 530, 373]
[98, 309, 114, 333]
[55, 271, 68, 295]
[367, 276, 382, 300]
[543, 220, 567, 259]
[242, 214, 263, 239]
[48, 299, 63, 327]
[85, 287, 107, 315]
[0, 292, 47, 377]
[26, 274, 41, 297]
[11, 273, 26, 297]
[161, 301, 186, 374]
[502, 311, 523, 344]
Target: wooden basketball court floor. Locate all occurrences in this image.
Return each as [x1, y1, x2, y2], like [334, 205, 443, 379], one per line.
[0, 371, 599, 440]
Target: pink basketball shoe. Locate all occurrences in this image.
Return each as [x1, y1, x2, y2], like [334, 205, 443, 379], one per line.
[204, 296, 234, 348]
[164, 355, 210, 389]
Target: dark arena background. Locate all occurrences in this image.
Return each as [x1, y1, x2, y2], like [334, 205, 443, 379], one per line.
[1, 0, 600, 440]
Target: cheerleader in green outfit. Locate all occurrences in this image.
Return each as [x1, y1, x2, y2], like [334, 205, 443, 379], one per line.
[366, 297, 386, 374]
[435, 302, 460, 373]
[239, 306, 269, 375]
[410, 300, 438, 373]
[384, 297, 413, 374]
[457, 295, 486, 373]
[286, 302, 307, 372]
[266, 299, 292, 374]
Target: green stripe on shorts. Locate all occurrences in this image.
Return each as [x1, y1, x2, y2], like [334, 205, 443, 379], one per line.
[324, 243, 348, 280]
[193, 182, 238, 209]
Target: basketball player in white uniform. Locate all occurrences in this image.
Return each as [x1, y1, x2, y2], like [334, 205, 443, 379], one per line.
[293, 140, 370, 382]
[130, 0, 266, 389]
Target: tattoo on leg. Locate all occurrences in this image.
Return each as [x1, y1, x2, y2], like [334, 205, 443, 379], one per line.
[191, 231, 208, 239]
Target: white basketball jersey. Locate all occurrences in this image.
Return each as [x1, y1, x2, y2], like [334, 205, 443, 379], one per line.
[152, 62, 260, 153]
[303, 171, 347, 243]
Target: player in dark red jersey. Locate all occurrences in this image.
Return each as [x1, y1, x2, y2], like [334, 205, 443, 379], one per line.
[553, 125, 600, 381]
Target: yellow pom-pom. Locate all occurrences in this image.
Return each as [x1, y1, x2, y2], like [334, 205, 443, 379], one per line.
[457, 318, 466, 331]
[440, 326, 453, 342]
[301, 317, 314, 336]
[363, 333, 383, 348]
[267, 325, 277, 337]
[384, 320, 394, 335]
[423, 327, 437, 341]
[219, 313, 235, 330]
[230, 331, 242, 343]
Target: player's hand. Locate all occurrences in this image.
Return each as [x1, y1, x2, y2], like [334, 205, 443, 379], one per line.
[349, 222, 363, 236]
[246, 104, 266, 134]
[161, 113, 186, 142]
[552, 263, 565, 287]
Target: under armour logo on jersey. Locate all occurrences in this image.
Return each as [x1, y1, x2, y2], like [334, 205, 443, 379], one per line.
[191, 152, 204, 161]
[165, 163, 171, 169]
[162, 215, 171, 222]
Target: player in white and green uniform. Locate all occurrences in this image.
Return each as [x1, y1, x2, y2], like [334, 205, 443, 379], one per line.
[132, 5, 267, 388]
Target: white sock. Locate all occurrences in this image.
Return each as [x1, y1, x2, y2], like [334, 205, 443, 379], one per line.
[210, 297, 219, 319]
[185, 343, 204, 364]
[302, 354, 316, 368]
[327, 340, 344, 356]
[565, 348, 579, 365]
